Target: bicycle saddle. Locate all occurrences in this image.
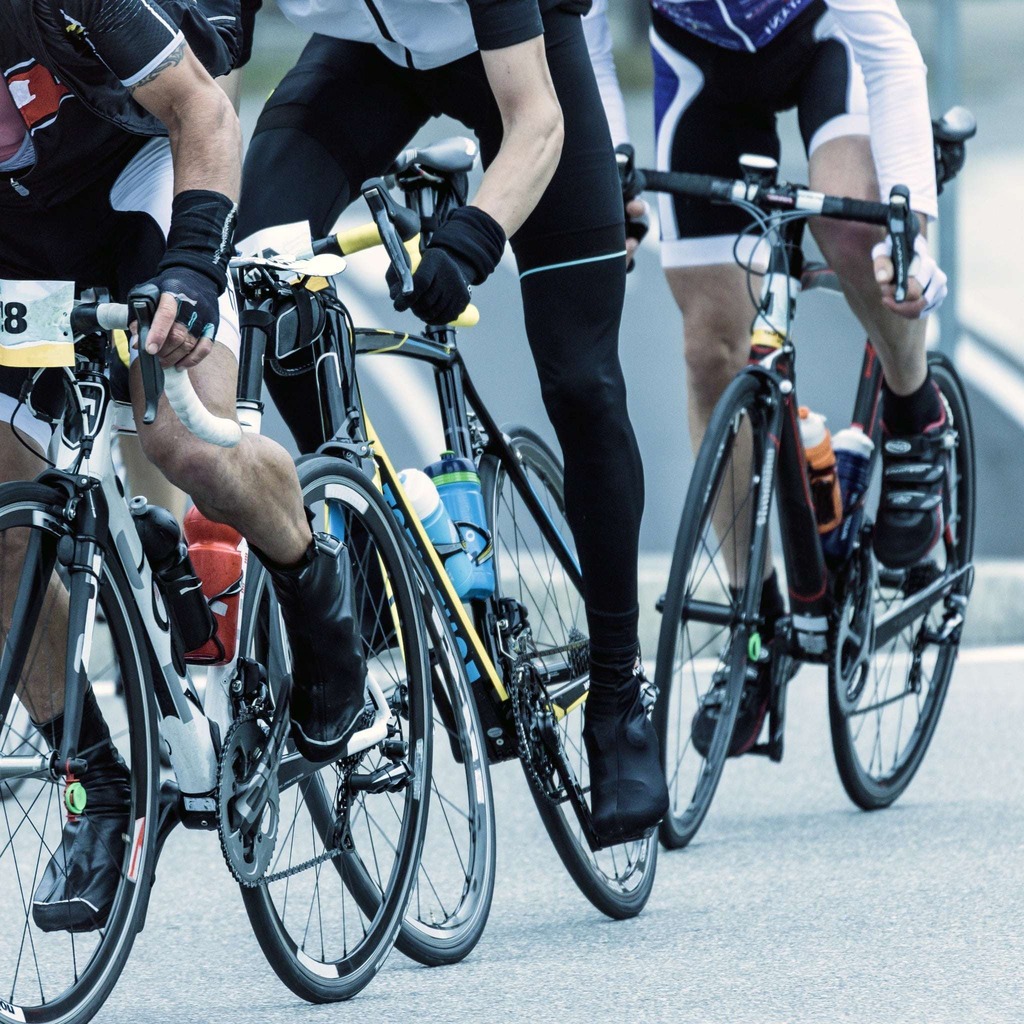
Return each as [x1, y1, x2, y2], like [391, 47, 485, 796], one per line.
[932, 105, 977, 144]
[390, 136, 478, 176]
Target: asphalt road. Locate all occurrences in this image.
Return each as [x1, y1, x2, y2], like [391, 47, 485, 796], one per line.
[90, 649, 1023, 1024]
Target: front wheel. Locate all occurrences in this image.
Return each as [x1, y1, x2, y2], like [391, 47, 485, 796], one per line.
[653, 372, 770, 849]
[238, 457, 432, 1002]
[0, 482, 159, 1024]
[482, 425, 657, 920]
[829, 353, 975, 809]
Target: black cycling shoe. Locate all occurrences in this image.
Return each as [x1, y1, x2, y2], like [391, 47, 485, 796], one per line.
[692, 656, 771, 760]
[32, 691, 132, 934]
[873, 410, 951, 570]
[584, 668, 669, 846]
[263, 530, 367, 765]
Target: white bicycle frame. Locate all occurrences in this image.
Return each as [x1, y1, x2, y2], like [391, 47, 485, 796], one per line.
[0, 328, 393, 802]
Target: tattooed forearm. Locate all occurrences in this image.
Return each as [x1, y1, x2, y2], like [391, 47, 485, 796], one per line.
[128, 41, 185, 93]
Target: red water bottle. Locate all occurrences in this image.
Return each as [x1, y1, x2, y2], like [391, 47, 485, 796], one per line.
[183, 506, 247, 665]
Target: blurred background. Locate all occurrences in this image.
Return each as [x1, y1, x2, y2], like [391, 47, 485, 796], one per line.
[238, 0, 1024, 649]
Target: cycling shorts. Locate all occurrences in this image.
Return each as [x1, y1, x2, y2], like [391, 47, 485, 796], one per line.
[652, 0, 869, 269]
[0, 138, 240, 448]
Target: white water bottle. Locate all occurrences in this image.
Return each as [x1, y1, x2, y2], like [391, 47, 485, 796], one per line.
[399, 469, 474, 597]
[823, 426, 875, 565]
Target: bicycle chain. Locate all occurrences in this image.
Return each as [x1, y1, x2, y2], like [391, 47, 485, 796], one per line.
[230, 709, 373, 889]
[508, 628, 589, 805]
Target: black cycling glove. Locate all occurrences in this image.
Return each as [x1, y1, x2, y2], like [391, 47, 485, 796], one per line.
[147, 189, 237, 339]
[389, 205, 505, 325]
[151, 267, 222, 341]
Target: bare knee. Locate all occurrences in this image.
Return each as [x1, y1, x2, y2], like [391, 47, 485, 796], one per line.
[666, 266, 751, 396]
[811, 219, 881, 288]
[137, 427, 223, 506]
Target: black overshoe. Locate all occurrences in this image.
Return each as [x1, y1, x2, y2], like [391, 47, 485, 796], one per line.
[32, 690, 131, 933]
[584, 671, 669, 846]
[261, 531, 367, 764]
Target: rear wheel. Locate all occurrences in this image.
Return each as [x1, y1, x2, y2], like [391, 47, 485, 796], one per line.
[829, 353, 975, 808]
[0, 482, 159, 1024]
[238, 457, 431, 1001]
[654, 372, 769, 849]
[482, 425, 657, 920]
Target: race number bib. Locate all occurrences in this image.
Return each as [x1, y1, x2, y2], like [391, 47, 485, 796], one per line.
[0, 280, 75, 367]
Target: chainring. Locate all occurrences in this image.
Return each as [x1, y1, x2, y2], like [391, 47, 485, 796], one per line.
[217, 715, 280, 887]
[829, 544, 876, 716]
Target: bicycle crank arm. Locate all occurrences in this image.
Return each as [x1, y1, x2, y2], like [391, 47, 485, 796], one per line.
[232, 680, 292, 832]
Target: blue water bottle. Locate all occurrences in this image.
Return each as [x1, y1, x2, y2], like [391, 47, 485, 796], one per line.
[822, 426, 875, 566]
[399, 468, 475, 598]
[425, 452, 495, 599]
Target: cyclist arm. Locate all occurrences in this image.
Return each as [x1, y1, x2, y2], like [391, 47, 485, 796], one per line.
[131, 44, 240, 364]
[472, 36, 564, 236]
[583, 0, 629, 148]
[129, 43, 240, 201]
[824, 0, 940, 317]
[823, 0, 937, 222]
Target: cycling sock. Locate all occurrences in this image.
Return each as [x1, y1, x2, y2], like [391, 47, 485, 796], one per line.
[881, 373, 942, 435]
[589, 646, 641, 714]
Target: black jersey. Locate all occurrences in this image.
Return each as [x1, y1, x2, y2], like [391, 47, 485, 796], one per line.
[0, 0, 241, 207]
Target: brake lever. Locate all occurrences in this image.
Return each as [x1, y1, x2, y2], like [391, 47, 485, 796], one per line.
[886, 185, 917, 304]
[128, 282, 163, 425]
[361, 178, 415, 296]
[615, 143, 643, 203]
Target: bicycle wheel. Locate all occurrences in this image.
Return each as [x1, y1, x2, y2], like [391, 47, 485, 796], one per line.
[237, 457, 432, 1001]
[829, 352, 975, 809]
[0, 482, 159, 1024]
[389, 553, 496, 966]
[653, 372, 769, 849]
[481, 425, 657, 920]
[0, 695, 40, 803]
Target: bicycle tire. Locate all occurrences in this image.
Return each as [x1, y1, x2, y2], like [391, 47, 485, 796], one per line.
[481, 425, 657, 920]
[237, 457, 432, 1002]
[829, 352, 975, 809]
[389, 551, 496, 966]
[0, 481, 159, 1024]
[653, 372, 769, 849]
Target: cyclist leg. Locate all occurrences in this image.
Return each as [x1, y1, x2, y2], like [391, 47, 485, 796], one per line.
[236, 35, 430, 453]
[433, 9, 667, 841]
[652, 12, 784, 619]
[800, 18, 945, 568]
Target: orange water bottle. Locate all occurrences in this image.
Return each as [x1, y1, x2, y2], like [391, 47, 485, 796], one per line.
[798, 407, 843, 535]
[183, 506, 247, 664]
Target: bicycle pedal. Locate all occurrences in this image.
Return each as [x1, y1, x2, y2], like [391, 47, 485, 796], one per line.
[655, 592, 666, 614]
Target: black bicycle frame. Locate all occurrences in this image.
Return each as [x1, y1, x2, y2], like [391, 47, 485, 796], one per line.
[738, 213, 888, 652]
[233, 277, 584, 765]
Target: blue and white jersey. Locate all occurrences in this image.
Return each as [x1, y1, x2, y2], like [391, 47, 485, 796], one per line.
[650, 0, 818, 52]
